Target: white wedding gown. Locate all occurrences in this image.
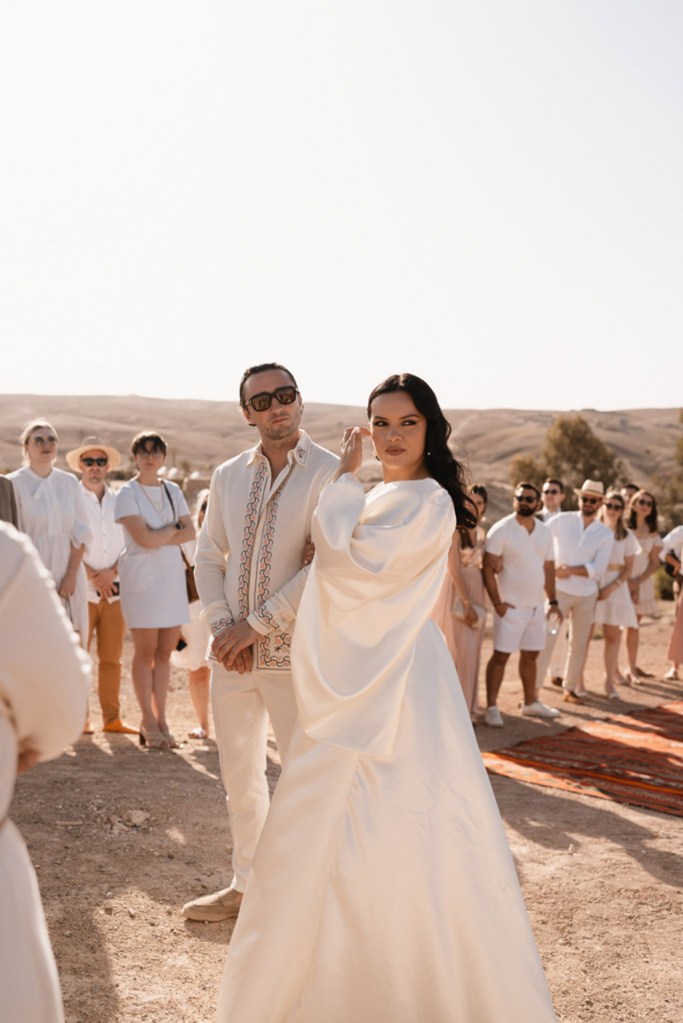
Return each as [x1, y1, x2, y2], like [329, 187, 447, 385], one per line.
[217, 475, 556, 1022]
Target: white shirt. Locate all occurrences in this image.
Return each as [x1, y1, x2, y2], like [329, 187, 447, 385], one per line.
[80, 483, 125, 603]
[485, 513, 554, 608]
[661, 525, 683, 561]
[195, 430, 338, 671]
[546, 511, 613, 596]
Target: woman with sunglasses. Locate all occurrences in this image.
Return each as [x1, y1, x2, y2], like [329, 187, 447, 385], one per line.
[115, 431, 195, 749]
[431, 483, 488, 719]
[9, 419, 91, 642]
[594, 491, 639, 698]
[624, 490, 662, 684]
[217, 374, 556, 1022]
[171, 489, 212, 739]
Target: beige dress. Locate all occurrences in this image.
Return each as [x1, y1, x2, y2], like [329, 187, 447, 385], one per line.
[0, 523, 91, 1022]
[629, 530, 662, 616]
[431, 525, 486, 714]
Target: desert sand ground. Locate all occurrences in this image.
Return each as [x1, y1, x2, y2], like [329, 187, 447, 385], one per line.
[12, 601, 683, 1023]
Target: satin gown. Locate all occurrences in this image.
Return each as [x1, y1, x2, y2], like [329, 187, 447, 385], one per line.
[217, 475, 556, 1022]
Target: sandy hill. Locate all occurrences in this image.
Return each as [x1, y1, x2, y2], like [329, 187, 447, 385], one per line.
[1, 395, 680, 522]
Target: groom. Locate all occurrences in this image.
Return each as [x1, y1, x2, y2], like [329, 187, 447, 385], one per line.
[183, 363, 338, 922]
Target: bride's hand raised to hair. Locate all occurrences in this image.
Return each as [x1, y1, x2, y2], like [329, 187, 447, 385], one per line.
[334, 426, 371, 480]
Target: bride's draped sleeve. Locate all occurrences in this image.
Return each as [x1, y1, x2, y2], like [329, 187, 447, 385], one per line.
[292, 473, 455, 756]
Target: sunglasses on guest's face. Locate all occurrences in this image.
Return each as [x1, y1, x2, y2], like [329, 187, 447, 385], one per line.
[242, 385, 298, 413]
[636, 498, 653, 507]
[604, 502, 623, 512]
[514, 494, 537, 504]
[31, 435, 57, 446]
[543, 488, 560, 495]
[81, 457, 108, 467]
[579, 496, 600, 506]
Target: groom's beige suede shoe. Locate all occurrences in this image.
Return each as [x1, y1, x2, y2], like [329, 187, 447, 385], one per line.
[182, 886, 243, 922]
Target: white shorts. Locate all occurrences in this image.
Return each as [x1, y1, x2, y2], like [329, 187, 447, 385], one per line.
[493, 605, 546, 654]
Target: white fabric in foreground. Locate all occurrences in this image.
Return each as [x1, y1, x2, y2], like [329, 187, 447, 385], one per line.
[217, 476, 556, 1022]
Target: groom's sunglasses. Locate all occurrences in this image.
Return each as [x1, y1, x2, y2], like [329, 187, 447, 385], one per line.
[242, 386, 299, 413]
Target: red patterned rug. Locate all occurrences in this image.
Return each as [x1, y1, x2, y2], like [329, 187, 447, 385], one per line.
[483, 701, 683, 817]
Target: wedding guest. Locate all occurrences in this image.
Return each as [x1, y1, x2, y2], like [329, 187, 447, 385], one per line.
[432, 484, 488, 719]
[661, 525, 683, 681]
[594, 491, 639, 699]
[534, 480, 612, 703]
[539, 477, 565, 522]
[171, 489, 212, 739]
[539, 478, 567, 689]
[67, 436, 137, 735]
[0, 522, 91, 1023]
[216, 374, 556, 1022]
[182, 363, 338, 923]
[9, 419, 91, 642]
[114, 432, 195, 750]
[483, 482, 561, 726]
[624, 489, 663, 684]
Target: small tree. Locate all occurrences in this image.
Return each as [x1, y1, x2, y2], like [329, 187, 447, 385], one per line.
[510, 415, 625, 508]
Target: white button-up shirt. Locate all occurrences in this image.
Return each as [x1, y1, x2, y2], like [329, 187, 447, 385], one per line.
[547, 511, 613, 596]
[195, 431, 338, 671]
[80, 484, 125, 603]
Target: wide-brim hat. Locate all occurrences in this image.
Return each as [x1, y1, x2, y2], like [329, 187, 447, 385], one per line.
[573, 478, 605, 498]
[66, 436, 122, 472]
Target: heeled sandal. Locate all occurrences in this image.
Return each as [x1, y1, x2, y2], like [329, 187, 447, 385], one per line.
[139, 725, 169, 750]
[160, 729, 181, 749]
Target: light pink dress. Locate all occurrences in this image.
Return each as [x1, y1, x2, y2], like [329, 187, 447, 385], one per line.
[431, 525, 487, 714]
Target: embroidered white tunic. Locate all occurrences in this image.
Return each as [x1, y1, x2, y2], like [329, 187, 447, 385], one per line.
[195, 431, 338, 671]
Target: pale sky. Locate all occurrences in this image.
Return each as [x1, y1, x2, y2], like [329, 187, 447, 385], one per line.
[2, 2, 681, 410]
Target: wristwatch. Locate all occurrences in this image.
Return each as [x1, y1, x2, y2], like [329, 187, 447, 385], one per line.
[173, 521, 182, 530]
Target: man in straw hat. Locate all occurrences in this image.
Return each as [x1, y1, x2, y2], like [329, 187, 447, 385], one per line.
[67, 436, 137, 734]
[534, 479, 612, 703]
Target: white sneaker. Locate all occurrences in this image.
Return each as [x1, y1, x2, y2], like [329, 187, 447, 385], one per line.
[484, 706, 504, 727]
[522, 700, 561, 719]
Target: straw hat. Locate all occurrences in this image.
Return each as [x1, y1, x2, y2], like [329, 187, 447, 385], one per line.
[66, 436, 122, 472]
[573, 478, 605, 498]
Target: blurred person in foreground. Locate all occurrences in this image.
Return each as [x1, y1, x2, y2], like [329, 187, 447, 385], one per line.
[114, 432, 195, 750]
[216, 374, 556, 1022]
[183, 363, 338, 922]
[9, 419, 91, 641]
[431, 483, 488, 720]
[171, 489, 212, 739]
[0, 522, 91, 1023]
[66, 436, 137, 735]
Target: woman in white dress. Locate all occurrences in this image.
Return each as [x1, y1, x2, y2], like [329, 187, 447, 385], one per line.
[216, 374, 556, 1022]
[594, 491, 639, 699]
[0, 522, 91, 1023]
[9, 419, 91, 642]
[171, 489, 212, 739]
[624, 490, 663, 684]
[114, 432, 195, 749]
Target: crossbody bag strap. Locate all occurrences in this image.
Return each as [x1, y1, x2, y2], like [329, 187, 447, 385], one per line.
[161, 482, 192, 569]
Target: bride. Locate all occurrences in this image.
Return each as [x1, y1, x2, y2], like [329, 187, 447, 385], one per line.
[216, 373, 556, 1022]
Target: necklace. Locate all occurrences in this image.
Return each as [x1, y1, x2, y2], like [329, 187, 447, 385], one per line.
[138, 481, 166, 516]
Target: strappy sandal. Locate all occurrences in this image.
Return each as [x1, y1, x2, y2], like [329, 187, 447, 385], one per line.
[139, 725, 169, 750]
[188, 727, 208, 740]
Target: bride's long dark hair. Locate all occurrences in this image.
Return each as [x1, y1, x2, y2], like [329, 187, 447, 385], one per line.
[367, 373, 476, 529]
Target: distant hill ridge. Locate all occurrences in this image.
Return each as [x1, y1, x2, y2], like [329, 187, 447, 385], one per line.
[1, 395, 680, 523]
